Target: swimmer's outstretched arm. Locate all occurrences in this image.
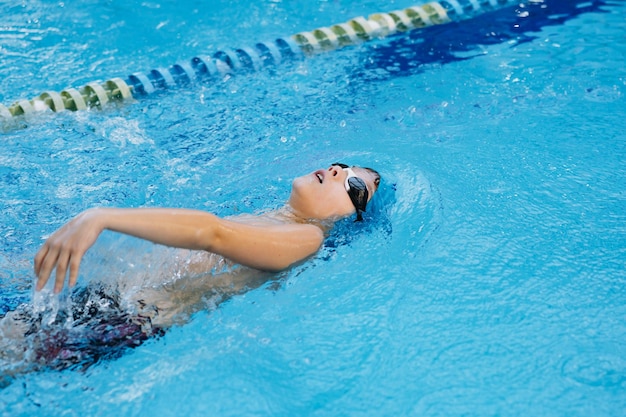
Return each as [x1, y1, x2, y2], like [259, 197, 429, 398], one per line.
[34, 208, 324, 293]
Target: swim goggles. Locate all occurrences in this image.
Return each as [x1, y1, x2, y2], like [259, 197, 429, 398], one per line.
[333, 163, 368, 221]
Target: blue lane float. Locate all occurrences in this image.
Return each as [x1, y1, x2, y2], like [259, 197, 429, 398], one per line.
[0, 0, 518, 126]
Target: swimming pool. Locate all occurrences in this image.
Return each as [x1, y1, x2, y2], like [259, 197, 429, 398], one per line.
[1, 0, 625, 415]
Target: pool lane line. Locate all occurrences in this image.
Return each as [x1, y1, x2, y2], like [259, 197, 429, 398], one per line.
[0, 0, 517, 127]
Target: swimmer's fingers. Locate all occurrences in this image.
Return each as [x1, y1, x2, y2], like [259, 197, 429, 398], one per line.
[33, 243, 48, 278]
[53, 251, 72, 293]
[34, 242, 60, 291]
[35, 243, 85, 293]
[66, 251, 84, 290]
[35, 242, 83, 293]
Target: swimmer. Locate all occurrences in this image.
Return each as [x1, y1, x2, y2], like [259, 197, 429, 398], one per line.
[0, 163, 381, 378]
[34, 163, 381, 295]
[0, 162, 382, 376]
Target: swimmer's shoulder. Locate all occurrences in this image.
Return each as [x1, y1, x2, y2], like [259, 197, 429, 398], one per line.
[227, 208, 330, 237]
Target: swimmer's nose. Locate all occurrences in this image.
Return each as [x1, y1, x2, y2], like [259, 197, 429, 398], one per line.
[328, 165, 342, 177]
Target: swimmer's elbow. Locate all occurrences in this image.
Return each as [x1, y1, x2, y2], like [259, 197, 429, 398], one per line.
[197, 224, 220, 252]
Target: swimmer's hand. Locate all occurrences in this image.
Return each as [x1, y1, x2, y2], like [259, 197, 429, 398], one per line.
[34, 209, 105, 293]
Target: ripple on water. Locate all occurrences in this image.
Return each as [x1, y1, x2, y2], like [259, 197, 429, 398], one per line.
[561, 352, 626, 388]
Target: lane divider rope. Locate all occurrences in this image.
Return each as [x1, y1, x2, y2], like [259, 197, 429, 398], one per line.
[0, 0, 517, 126]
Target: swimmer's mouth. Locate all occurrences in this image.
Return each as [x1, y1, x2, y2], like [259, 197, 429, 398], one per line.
[316, 172, 323, 183]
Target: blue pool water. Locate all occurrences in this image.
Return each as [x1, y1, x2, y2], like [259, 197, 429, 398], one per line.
[1, 0, 625, 415]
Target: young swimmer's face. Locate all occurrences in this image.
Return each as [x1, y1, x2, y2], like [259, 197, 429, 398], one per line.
[289, 165, 378, 220]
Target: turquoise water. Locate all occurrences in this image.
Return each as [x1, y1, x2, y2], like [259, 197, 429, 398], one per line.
[1, 0, 625, 415]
